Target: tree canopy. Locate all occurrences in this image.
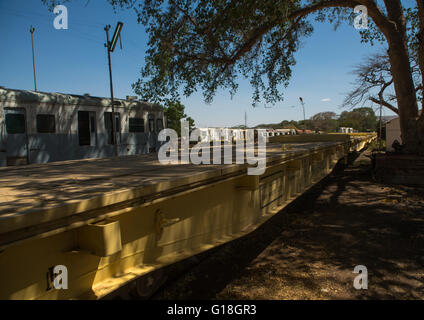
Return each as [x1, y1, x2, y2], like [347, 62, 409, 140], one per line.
[164, 100, 195, 134]
[309, 111, 339, 132]
[42, 0, 424, 153]
[339, 107, 377, 131]
[130, 0, 318, 106]
[254, 109, 376, 133]
[342, 4, 422, 115]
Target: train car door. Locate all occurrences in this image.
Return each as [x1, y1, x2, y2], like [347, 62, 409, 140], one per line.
[4, 108, 28, 166]
[104, 112, 121, 145]
[78, 111, 97, 146]
[155, 117, 165, 150]
[148, 114, 156, 152]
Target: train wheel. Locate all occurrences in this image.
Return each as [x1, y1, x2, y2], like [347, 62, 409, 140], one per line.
[129, 269, 167, 299]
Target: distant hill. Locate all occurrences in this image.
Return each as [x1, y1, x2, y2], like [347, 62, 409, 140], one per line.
[254, 123, 282, 129]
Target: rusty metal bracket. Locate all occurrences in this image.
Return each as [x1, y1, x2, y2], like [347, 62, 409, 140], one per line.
[155, 209, 181, 236]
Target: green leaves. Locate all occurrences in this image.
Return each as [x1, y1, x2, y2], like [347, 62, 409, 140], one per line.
[41, 0, 420, 111]
[130, 0, 312, 106]
[164, 100, 195, 134]
[339, 107, 377, 132]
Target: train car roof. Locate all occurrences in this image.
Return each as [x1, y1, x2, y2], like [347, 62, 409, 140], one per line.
[0, 87, 163, 111]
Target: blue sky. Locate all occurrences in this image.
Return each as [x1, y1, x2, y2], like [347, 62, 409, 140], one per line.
[0, 0, 397, 127]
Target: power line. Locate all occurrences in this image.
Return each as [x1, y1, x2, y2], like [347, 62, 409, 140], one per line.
[0, 9, 105, 45]
[0, 5, 104, 29]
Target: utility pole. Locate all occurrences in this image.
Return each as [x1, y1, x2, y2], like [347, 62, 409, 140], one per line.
[105, 24, 118, 157]
[299, 97, 306, 133]
[245, 111, 247, 129]
[30, 26, 37, 92]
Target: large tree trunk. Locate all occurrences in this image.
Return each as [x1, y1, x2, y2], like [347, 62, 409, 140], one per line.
[414, 0, 424, 154]
[386, 37, 423, 153]
[383, 0, 423, 154]
[415, 0, 424, 110]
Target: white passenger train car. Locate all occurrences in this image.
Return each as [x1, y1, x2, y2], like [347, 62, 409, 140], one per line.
[339, 127, 354, 133]
[197, 128, 248, 143]
[0, 87, 165, 167]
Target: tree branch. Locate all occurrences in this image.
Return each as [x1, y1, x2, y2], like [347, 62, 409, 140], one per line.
[369, 96, 399, 114]
[288, 0, 359, 20]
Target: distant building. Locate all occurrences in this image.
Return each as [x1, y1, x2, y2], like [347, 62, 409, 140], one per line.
[197, 127, 243, 143]
[296, 129, 313, 135]
[275, 128, 296, 136]
[381, 115, 398, 123]
[385, 117, 401, 152]
[339, 127, 354, 133]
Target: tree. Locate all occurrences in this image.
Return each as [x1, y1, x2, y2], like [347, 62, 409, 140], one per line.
[339, 107, 377, 131]
[280, 120, 300, 129]
[42, 0, 424, 153]
[342, 53, 422, 115]
[186, 116, 195, 131]
[164, 100, 195, 134]
[309, 111, 338, 132]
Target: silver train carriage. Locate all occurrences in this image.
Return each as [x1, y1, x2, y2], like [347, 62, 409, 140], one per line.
[0, 87, 165, 167]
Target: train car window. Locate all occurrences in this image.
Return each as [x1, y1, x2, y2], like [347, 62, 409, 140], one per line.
[129, 118, 144, 133]
[105, 112, 121, 144]
[149, 118, 155, 133]
[157, 119, 164, 132]
[5, 114, 25, 134]
[36, 114, 56, 133]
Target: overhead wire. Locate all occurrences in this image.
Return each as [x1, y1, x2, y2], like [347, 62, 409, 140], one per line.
[0, 4, 104, 29]
[1, 3, 149, 85]
[0, 7, 105, 45]
[0, 4, 149, 50]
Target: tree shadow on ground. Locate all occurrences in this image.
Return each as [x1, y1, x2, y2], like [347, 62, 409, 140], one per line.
[151, 152, 424, 300]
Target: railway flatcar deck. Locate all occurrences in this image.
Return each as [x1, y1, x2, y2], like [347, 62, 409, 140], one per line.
[0, 134, 375, 299]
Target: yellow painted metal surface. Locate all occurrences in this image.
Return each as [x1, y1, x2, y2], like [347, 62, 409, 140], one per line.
[0, 134, 376, 300]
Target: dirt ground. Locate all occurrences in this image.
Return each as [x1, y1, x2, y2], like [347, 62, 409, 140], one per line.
[151, 150, 424, 300]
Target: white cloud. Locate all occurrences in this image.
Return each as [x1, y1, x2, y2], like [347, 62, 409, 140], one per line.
[321, 98, 331, 102]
